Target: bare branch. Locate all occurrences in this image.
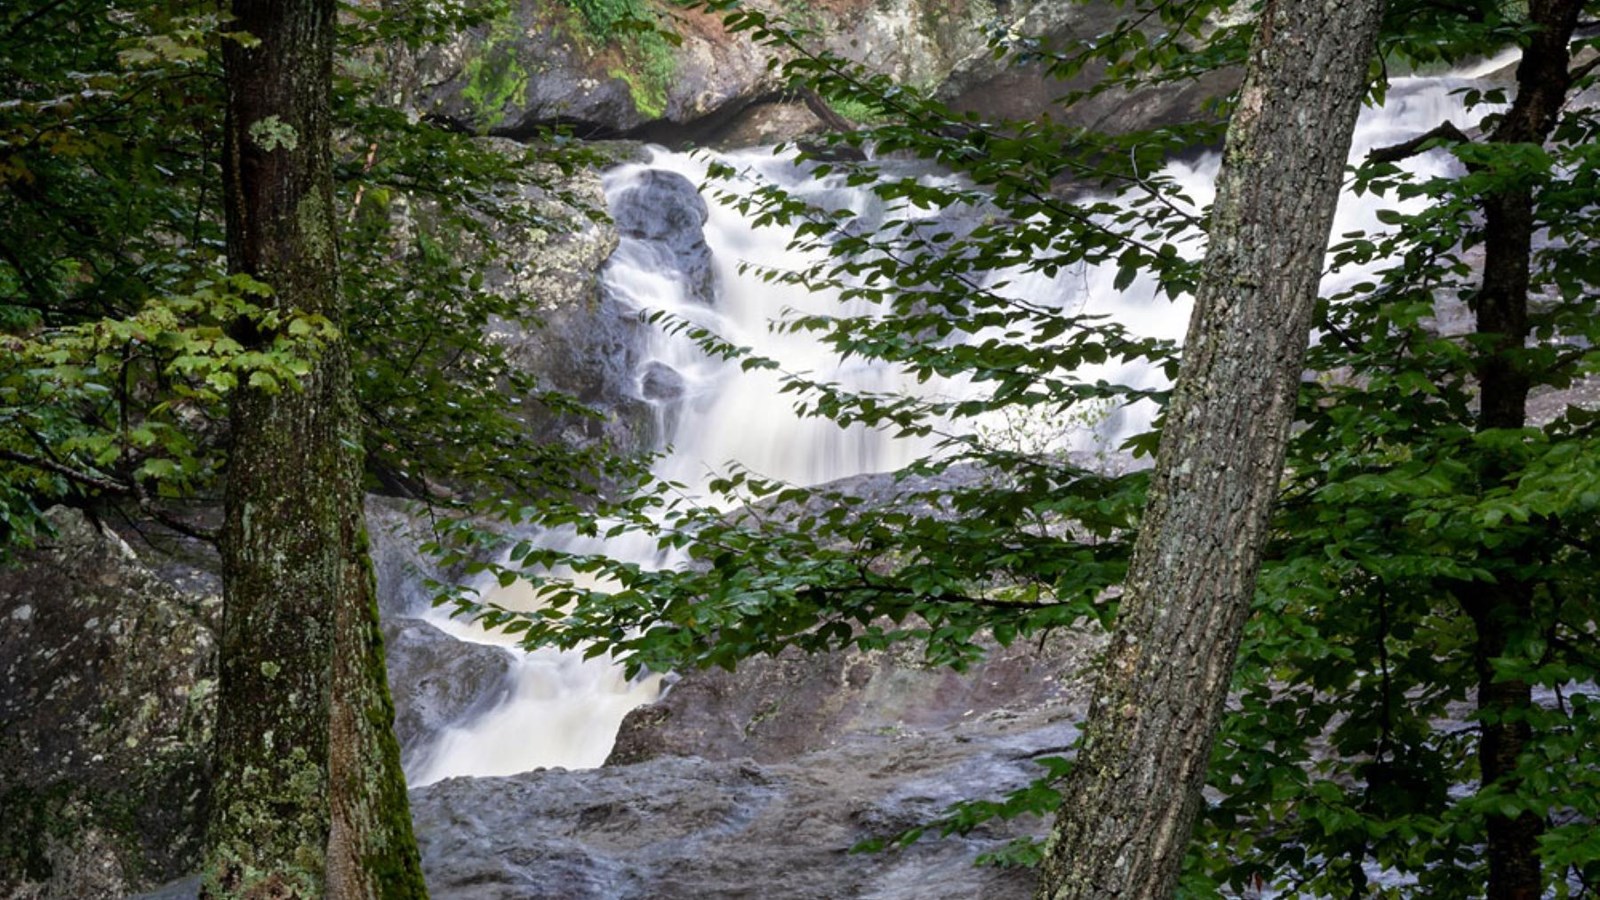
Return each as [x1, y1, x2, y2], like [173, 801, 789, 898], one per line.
[129, 476, 220, 544]
[0, 448, 129, 494]
[1570, 54, 1600, 84]
[1, 449, 220, 543]
[1365, 120, 1473, 165]
[798, 88, 859, 134]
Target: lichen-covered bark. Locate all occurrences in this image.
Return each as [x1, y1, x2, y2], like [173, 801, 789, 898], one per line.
[1034, 1, 1384, 897]
[204, 0, 426, 896]
[1456, 3, 1583, 896]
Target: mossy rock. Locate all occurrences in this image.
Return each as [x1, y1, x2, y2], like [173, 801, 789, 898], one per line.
[0, 509, 218, 898]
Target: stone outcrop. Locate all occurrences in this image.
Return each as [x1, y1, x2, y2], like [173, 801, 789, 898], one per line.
[609, 630, 1100, 766]
[412, 694, 1086, 900]
[0, 509, 217, 899]
[608, 168, 716, 306]
[405, 2, 779, 142]
[400, 1, 1240, 150]
[0, 502, 520, 897]
[933, 2, 1241, 137]
[386, 618, 516, 774]
[403, 0, 1226, 148]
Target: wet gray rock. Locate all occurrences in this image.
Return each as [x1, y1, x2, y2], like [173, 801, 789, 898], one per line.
[610, 629, 1101, 767]
[500, 287, 658, 451]
[0, 508, 216, 899]
[639, 361, 687, 402]
[367, 495, 522, 773]
[126, 874, 201, 900]
[609, 168, 716, 306]
[386, 617, 516, 774]
[412, 703, 1081, 900]
[369, 495, 454, 619]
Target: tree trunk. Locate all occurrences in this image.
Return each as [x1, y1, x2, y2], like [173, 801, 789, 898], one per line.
[1458, 2, 1582, 896]
[203, 1, 427, 896]
[1034, 1, 1383, 896]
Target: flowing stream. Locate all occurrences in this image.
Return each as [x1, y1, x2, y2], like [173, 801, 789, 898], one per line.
[408, 56, 1513, 787]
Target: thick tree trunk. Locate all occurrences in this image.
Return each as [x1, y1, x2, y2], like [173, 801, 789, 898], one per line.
[1034, 1, 1383, 897]
[204, 1, 427, 896]
[1459, 2, 1582, 896]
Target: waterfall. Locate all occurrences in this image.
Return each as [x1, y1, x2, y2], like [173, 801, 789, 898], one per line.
[407, 56, 1512, 786]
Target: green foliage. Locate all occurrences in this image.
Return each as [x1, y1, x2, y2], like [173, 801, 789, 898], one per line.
[1, 0, 643, 558]
[607, 32, 677, 120]
[570, 0, 655, 39]
[438, 1, 1600, 895]
[1183, 52, 1600, 888]
[825, 95, 895, 126]
[458, 13, 528, 128]
[1, 0, 238, 552]
[562, 0, 679, 119]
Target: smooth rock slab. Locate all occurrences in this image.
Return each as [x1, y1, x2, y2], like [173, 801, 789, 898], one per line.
[411, 707, 1081, 900]
[386, 616, 516, 774]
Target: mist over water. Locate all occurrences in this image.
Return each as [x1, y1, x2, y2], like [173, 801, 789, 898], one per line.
[408, 60, 1506, 786]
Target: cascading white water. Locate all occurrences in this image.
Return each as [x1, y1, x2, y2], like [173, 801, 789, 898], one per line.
[408, 150, 954, 786]
[408, 57, 1513, 787]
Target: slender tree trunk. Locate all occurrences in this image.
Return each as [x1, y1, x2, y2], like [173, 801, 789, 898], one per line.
[204, 1, 427, 896]
[1034, 1, 1383, 896]
[1458, 2, 1582, 896]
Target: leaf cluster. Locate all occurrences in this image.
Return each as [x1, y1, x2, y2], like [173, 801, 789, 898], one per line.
[1, 0, 645, 557]
[452, 1, 1600, 894]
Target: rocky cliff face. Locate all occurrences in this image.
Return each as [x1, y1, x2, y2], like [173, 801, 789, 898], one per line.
[3, 500, 1102, 900]
[399, 0, 1230, 149]
[0, 503, 519, 897]
[405, 0, 1014, 146]
[0, 509, 217, 899]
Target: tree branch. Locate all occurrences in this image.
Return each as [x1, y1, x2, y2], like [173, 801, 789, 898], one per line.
[1365, 120, 1473, 165]
[1, 0, 74, 42]
[798, 87, 858, 133]
[0, 448, 128, 494]
[0, 448, 221, 543]
[1570, 54, 1600, 84]
[129, 476, 220, 544]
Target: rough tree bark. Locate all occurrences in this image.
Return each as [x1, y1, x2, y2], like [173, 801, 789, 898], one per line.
[1034, 1, 1384, 896]
[203, 0, 428, 896]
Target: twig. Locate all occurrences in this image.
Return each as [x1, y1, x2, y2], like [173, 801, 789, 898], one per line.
[1365, 120, 1473, 165]
[0, 448, 128, 494]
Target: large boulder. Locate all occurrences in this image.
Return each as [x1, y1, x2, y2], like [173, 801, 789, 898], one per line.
[608, 630, 1100, 767]
[608, 168, 716, 306]
[405, 2, 777, 141]
[0, 509, 217, 899]
[403, 0, 1079, 147]
[412, 702, 1083, 900]
[0, 501, 523, 897]
[386, 617, 516, 775]
[934, 2, 1241, 137]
